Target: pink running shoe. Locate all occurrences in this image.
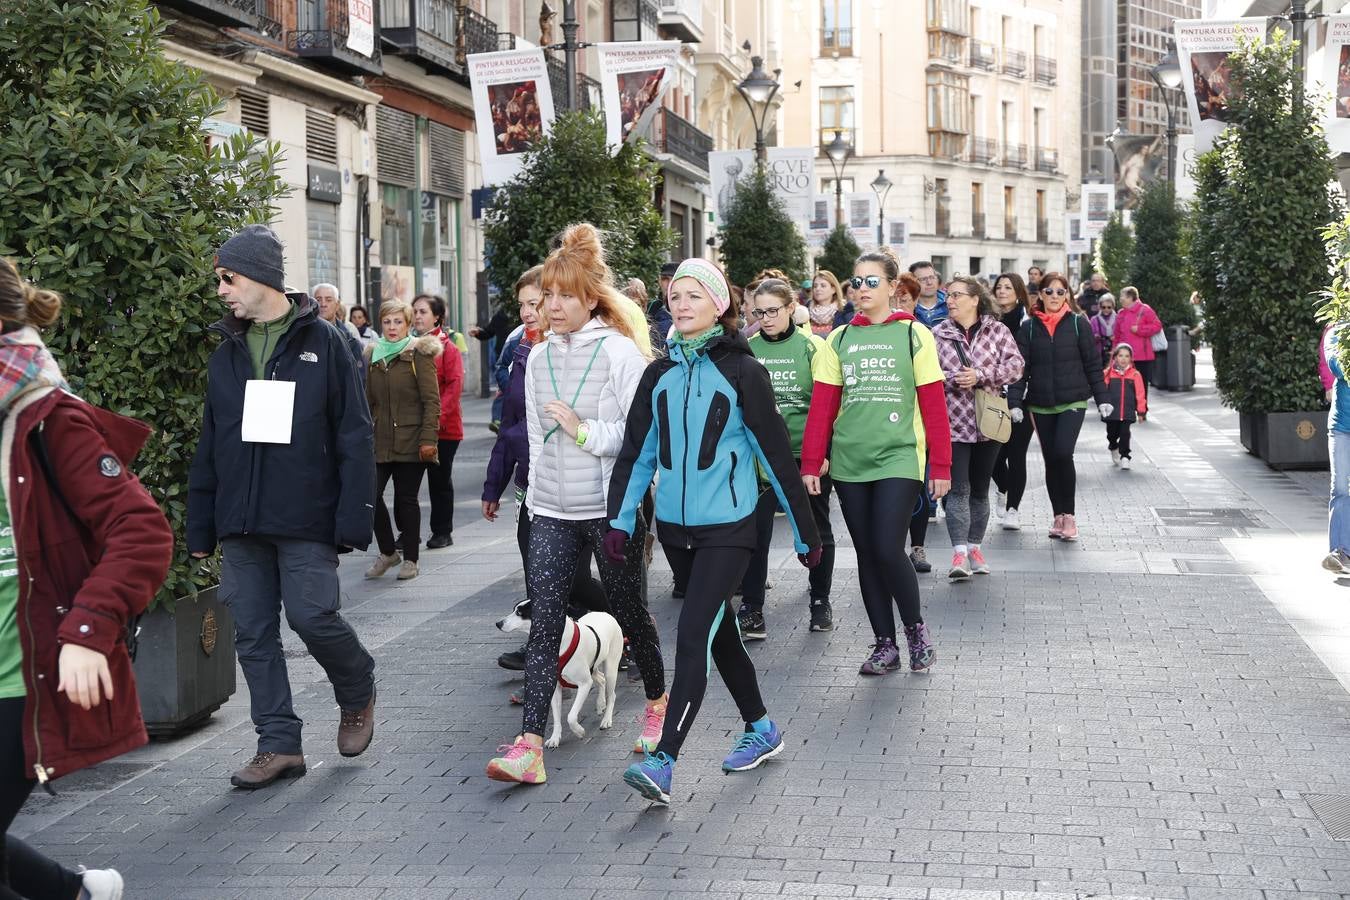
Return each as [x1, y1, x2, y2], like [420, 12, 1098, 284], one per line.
[486, 740, 545, 784]
[1059, 514, 1079, 541]
[634, 698, 667, 753]
[948, 552, 971, 581]
[969, 547, 991, 575]
[1048, 514, 1065, 539]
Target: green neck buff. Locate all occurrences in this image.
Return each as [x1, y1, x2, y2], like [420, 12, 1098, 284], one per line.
[372, 334, 412, 366]
[672, 325, 722, 356]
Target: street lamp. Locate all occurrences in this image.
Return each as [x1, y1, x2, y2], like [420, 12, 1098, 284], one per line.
[735, 52, 781, 165]
[824, 129, 852, 225]
[1150, 46, 1182, 185]
[869, 169, 892, 246]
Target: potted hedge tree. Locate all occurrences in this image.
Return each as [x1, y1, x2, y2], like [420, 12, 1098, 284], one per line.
[718, 167, 808, 288]
[1189, 30, 1341, 469]
[0, 0, 287, 731]
[1128, 180, 1195, 391]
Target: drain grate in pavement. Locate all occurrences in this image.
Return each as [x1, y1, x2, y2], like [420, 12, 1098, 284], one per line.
[1305, 794, 1350, 840]
[1173, 558, 1259, 575]
[1153, 507, 1266, 529]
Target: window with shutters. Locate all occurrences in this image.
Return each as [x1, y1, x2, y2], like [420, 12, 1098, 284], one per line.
[307, 200, 340, 289]
[238, 88, 269, 136]
[376, 106, 416, 188]
[306, 109, 339, 165]
[427, 122, 465, 198]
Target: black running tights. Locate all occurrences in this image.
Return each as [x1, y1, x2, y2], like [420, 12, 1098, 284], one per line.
[991, 413, 1035, 510]
[834, 478, 925, 641]
[1031, 408, 1086, 516]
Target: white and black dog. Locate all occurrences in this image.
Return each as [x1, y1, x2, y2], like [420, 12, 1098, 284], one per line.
[494, 599, 625, 748]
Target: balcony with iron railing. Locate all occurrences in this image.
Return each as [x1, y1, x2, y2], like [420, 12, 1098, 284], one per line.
[972, 212, 986, 239]
[498, 32, 515, 50]
[1001, 48, 1027, 77]
[969, 137, 998, 164]
[658, 0, 702, 42]
[1035, 147, 1058, 173]
[546, 57, 602, 112]
[381, 0, 456, 74]
[969, 39, 996, 71]
[289, 0, 383, 76]
[255, 0, 283, 38]
[648, 107, 713, 171]
[456, 3, 498, 65]
[1036, 217, 1049, 243]
[936, 208, 952, 237]
[1005, 216, 1018, 241]
[1003, 143, 1028, 168]
[821, 27, 853, 57]
[158, 0, 258, 28]
[1034, 55, 1056, 85]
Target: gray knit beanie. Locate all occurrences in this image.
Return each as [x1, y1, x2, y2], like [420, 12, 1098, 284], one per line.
[215, 224, 286, 293]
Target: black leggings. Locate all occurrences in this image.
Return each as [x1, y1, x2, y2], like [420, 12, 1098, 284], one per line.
[1106, 421, 1133, 459]
[374, 461, 425, 563]
[1, 698, 83, 900]
[515, 504, 609, 615]
[426, 438, 460, 537]
[1031, 408, 1086, 515]
[521, 515, 664, 738]
[1135, 360, 1153, 405]
[834, 478, 925, 640]
[658, 547, 764, 759]
[991, 413, 1035, 510]
[740, 470, 835, 609]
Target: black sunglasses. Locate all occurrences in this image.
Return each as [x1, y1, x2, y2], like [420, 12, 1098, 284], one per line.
[849, 275, 885, 290]
[1042, 287, 1069, 297]
[216, 269, 236, 285]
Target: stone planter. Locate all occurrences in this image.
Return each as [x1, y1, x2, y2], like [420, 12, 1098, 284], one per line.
[1240, 410, 1330, 471]
[132, 586, 236, 738]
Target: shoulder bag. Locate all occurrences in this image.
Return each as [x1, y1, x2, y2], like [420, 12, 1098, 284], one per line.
[953, 338, 1012, 443]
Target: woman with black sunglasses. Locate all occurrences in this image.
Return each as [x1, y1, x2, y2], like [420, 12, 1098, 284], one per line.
[1007, 272, 1112, 542]
[801, 249, 952, 676]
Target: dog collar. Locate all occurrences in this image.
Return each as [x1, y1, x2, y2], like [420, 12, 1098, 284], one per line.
[557, 620, 603, 690]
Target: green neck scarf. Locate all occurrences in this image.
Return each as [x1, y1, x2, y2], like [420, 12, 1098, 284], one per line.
[372, 334, 412, 366]
[672, 325, 722, 357]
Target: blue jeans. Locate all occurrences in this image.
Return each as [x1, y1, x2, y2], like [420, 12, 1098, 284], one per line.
[1331, 431, 1350, 552]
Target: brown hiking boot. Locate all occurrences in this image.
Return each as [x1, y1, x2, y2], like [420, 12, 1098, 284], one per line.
[337, 687, 376, 757]
[230, 751, 306, 790]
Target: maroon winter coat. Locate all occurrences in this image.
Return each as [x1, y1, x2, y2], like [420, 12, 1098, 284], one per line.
[12, 390, 173, 782]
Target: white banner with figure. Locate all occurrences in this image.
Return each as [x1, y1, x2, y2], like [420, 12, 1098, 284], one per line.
[845, 192, 877, 245]
[887, 218, 911, 259]
[468, 49, 556, 186]
[1081, 183, 1115, 238]
[596, 41, 680, 150]
[805, 196, 835, 247]
[1174, 17, 1266, 152]
[347, 0, 374, 57]
[1322, 16, 1350, 154]
[709, 148, 815, 227]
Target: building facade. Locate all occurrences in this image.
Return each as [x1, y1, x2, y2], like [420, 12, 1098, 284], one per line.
[775, 0, 1082, 281]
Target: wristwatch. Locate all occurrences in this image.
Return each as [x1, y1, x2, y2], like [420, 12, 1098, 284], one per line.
[575, 422, 590, 447]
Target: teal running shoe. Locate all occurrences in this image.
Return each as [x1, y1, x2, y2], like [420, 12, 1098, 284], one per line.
[722, 723, 783, 772]
[623, 751, 674, 804]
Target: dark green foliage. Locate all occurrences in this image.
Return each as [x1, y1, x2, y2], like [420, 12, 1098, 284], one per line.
[1093, 213, 1134, 294]
[1128, 181, 1194, 329]
[717, 167, 807, 288]
[0, 0, 287, 607]
[815, 224, 861, 285]
[482, 110, 674, 304]
[1190, 30, 1340, 413]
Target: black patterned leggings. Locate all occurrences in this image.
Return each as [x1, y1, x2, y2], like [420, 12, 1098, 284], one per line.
[520, 514, 665, 738]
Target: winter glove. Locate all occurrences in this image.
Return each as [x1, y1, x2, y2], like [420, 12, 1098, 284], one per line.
[1099, 403, 1114, 420]
[419, 444, 438, 463]
[1009, 408, 1024, 424]
[602, 529, 629, 565]
[799, 546, 823, 569]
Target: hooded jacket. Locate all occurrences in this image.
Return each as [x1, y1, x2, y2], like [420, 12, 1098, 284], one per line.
[364, 334, 442, 463]
[428, 328, 464, 441]
[1111, 301, 1164, 362]
[1007, 310, 1110, 411]
[1102, 362, 1148, 423]
[608, 329, 820, 553]
[525, 318, 649, 520]
[187, 294, 375, 552]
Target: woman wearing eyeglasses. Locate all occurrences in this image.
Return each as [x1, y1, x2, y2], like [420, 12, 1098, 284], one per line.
[1007, 272, 1112, 542]
[736, 278, 836, 640]
[801, 249, 952, 676]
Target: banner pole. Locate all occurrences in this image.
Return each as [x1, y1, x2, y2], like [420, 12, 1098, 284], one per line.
[563, 0, 579, 111]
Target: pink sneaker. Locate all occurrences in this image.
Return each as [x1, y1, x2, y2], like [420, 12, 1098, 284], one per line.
[969, 547, 990, 574]
[1048, 514, 1065, 539]
[948, 552, 971, 581]
[1059, 514, 1079, 541]
[634, 698, 667, 753]
[486, 740, 546, 784]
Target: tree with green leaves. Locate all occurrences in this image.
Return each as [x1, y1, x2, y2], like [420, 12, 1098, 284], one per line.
[1128, 180, 1193, 328]
[1093, 213, 1134, 294]
[1191, 30, 1340, 413]
[717, 167, 807, 288]
[483, 109, 674, 304]
[815, 224, 861, 285]
[0, 0, 287, 606]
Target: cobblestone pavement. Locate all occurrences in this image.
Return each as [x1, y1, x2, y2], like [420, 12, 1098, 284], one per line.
[15, 356, 1350, 899]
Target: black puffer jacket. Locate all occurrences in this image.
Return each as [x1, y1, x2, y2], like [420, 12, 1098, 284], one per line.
[1007, 311, 1109, 410]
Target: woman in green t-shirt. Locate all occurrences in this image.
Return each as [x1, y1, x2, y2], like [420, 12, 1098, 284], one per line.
[800, 249, 954, 676]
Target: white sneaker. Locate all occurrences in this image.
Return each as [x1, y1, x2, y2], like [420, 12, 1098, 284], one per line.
[396, 560, 419, 580]
[365, 552, 401, 579]
[1111, 449, 1121, 465]
[78, 867, 124, 900]
[1121, 457, 1132, 470]
[995, 492, 1007, 518]
[1001, 508, 1021, 531]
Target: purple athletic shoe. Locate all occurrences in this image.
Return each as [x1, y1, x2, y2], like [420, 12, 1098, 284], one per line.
[904, 622, 935, 671]
[858, 638, 902, 675]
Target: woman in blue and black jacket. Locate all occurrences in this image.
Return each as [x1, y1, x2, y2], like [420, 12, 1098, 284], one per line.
[605, 258, 821, 806]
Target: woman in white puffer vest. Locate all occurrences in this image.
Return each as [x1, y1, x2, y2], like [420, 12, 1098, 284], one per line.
[485, 223, 669, 786]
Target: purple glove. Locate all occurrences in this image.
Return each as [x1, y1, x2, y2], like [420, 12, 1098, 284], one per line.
[798, 546, 823, 569]
[602, 529, 629, 565]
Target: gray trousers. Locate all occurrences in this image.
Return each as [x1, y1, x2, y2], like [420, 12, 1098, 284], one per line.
[221, 536, 375, 754]
[945, 441, 1002, 547]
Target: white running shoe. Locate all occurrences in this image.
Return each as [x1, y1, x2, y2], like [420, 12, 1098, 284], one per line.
[1111, 449, 1121, 465]
[1121, 457, 1132, 470]
[1001, 508, 1021, 531]
[78, 867, 124, 900]
[995, 492, 1007, 518]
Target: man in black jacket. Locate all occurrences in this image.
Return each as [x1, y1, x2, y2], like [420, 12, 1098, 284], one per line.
[188, 225, 378, 790]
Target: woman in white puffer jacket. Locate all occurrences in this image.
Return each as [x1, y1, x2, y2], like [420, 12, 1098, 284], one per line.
[485, 224, 669, 786]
